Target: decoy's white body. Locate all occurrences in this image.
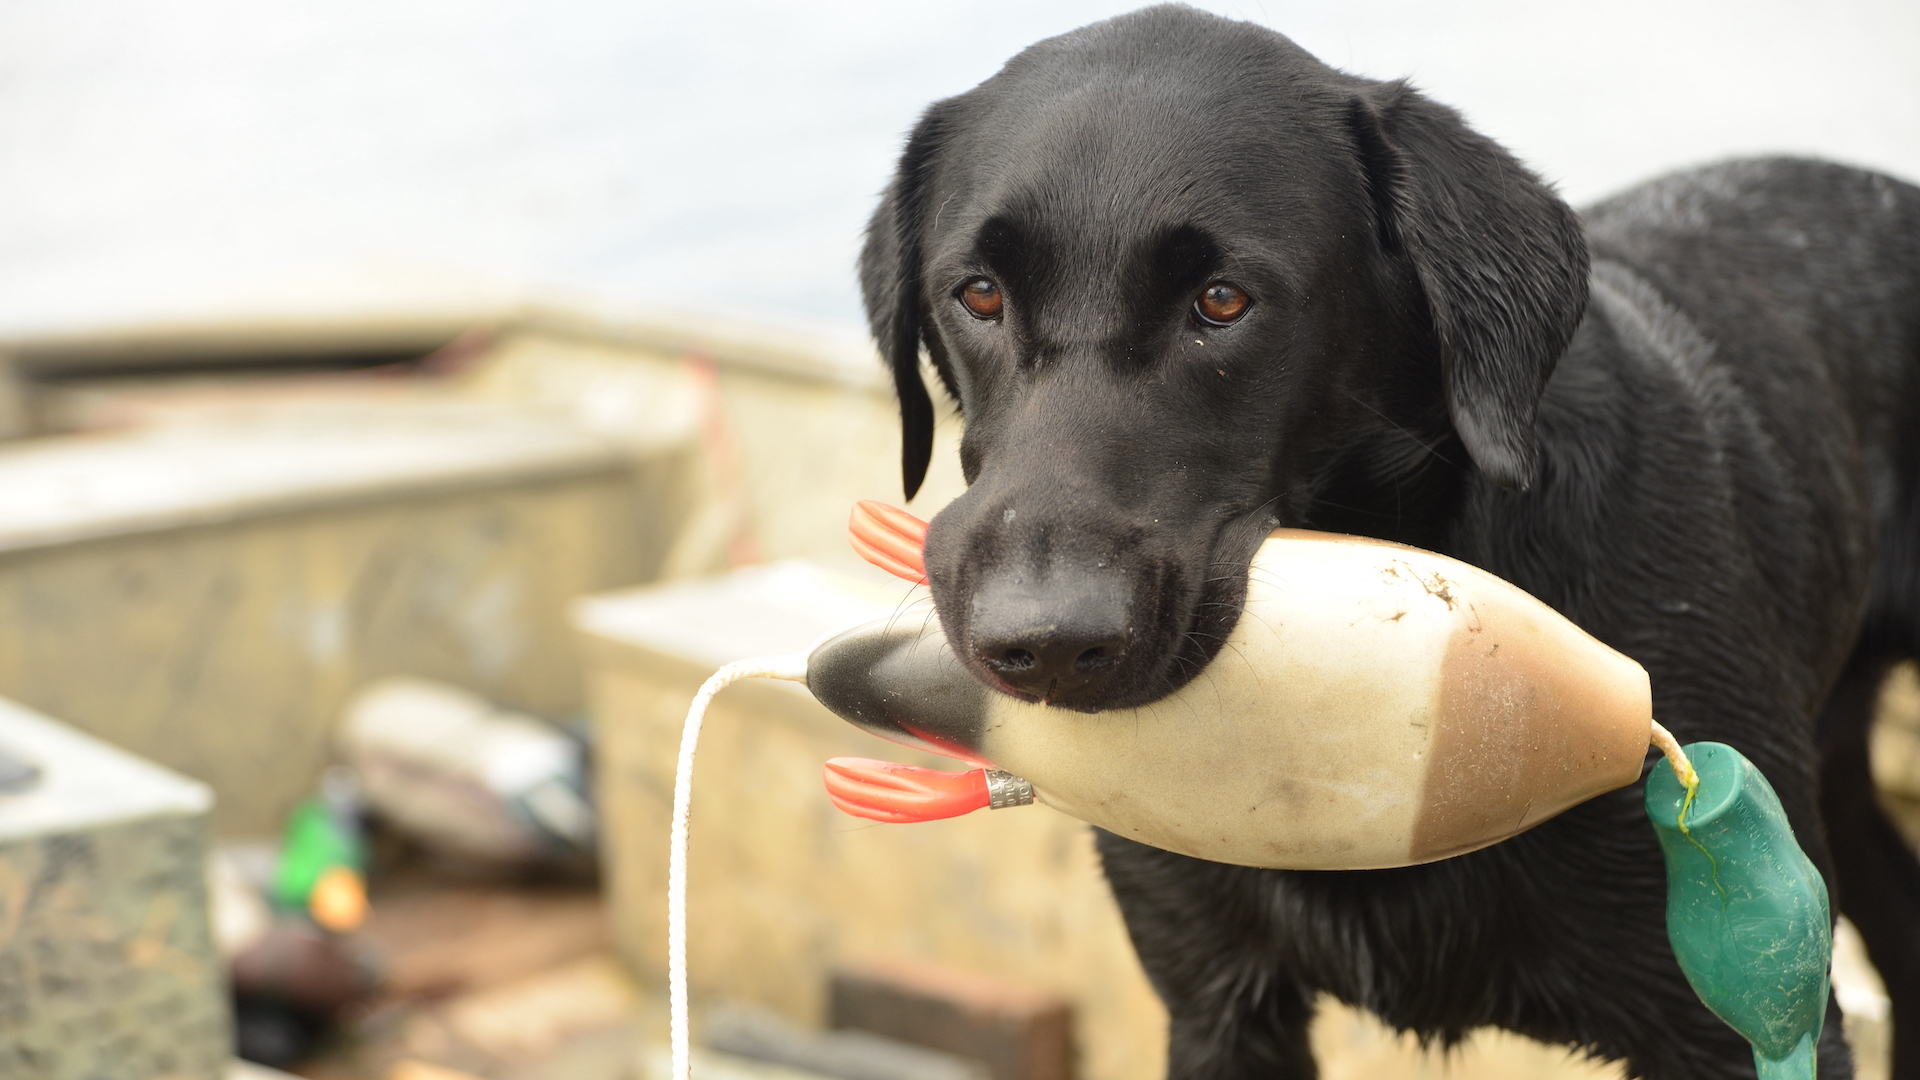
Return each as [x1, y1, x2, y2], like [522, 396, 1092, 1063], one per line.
[806, 530, 1655, 871]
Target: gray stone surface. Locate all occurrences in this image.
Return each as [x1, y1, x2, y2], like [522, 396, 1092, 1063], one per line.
[0, 696, 228, 1080]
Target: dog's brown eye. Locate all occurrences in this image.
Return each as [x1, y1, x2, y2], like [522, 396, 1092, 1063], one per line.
[1195, 282, 1250, 325]
[959, 278, 1003, 319]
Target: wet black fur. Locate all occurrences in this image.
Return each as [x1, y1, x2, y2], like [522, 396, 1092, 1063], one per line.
[858, 7, 1920, 1078]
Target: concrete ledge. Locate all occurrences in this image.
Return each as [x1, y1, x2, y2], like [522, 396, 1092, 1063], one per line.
[0, 400, 692, 835]
[2, 312, 478, 376]
[0, 399, 631, 555]
[0, 697, 227, 1080]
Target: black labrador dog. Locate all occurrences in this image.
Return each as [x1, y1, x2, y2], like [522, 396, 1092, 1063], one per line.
[858, 7, 1920, 1078]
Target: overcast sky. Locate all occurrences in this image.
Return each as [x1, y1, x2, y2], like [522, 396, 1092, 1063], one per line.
[1, 0, 1916, 340]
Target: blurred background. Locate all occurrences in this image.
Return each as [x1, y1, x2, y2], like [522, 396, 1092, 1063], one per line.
[4, 0, 1919, 337]
[0, 3, 1915, 1080]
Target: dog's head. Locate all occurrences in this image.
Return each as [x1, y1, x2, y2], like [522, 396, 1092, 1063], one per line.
[860, 5, 1588, 711]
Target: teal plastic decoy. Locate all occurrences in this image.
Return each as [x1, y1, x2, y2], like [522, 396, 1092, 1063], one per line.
[1646, 742, 1832, 1080]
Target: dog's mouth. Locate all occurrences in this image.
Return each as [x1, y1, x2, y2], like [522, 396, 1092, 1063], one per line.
[930, 512, 1269, 714]
[850, 499, 1270, 712]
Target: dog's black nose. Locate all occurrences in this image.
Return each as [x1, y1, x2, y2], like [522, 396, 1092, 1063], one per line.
[971, 582, 1130, 701]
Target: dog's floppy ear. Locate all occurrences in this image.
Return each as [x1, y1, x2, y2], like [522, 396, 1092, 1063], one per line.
[860, 103, 956, 501]
[1349, 81, 1588, 491]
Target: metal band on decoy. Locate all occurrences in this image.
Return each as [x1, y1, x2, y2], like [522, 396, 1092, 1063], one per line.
[985, 770, 1035, 809]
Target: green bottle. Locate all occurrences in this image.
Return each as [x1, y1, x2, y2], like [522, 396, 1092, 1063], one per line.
[1646, 742, 1831, 1080]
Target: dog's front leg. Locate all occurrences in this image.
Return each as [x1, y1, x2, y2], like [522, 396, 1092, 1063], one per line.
[1163, 974, 1320, 1080]
[1095, 831, 1321, 1079]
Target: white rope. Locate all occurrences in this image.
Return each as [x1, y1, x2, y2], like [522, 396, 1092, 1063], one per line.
[669, 654, 809, 1080]
[1649, 718, 1698, 789]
